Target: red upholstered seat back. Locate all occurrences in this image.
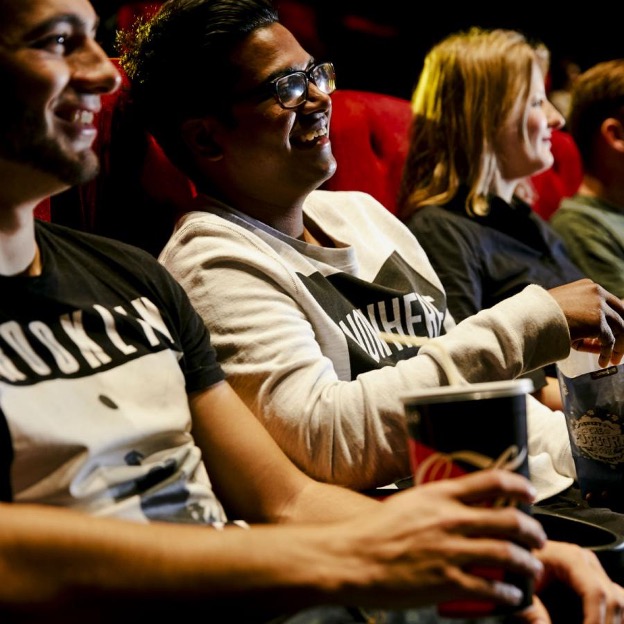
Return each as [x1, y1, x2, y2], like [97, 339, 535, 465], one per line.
[321, 89, 412, 215]
[34, 199, 51, 221]
[529, 128, 583, 220]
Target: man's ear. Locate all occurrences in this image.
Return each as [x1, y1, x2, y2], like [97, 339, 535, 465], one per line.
[601, 117, 624, 153]
[180, 118, 224, 161]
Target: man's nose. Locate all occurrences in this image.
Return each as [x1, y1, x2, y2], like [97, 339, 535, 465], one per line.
[71, 39, 122, 95]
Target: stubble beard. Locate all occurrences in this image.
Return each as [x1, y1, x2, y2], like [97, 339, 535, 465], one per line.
[0, 110, 100, 186]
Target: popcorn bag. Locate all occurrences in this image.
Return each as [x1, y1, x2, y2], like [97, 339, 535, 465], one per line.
[557, 351, 624, 511]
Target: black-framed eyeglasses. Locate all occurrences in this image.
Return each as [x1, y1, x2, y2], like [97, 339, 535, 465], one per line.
[250, 62, 336, 109]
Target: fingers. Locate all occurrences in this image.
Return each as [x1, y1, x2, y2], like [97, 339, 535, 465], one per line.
[435, 468, 538, 507]
[403, 470, 546, 550]
[451, 534, 545, 581]
[599, 330, 616, 369]
[414, 471, 546, 550]
[550, 280, 624, 367]
[443, 557, 536, 610]
[604, 299, 624, 365]
[384, 525, 544, 610]
[598, 294, 624, 366]
[573, 336, 623, 368]
[575, 550, 624, 624]
[370, 471, 549, 613]
[537, 541, 624, 623]
[458, 505, 546, 551]
[509, 595, 551, 623]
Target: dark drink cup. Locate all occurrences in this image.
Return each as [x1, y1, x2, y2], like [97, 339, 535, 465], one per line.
[402, 378, 534, 618]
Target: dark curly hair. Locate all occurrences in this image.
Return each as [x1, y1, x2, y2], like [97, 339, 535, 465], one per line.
[118, 0, 279, 177]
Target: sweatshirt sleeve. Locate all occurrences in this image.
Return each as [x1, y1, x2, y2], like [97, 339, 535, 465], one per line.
[160, 215, 573, 496]
[525, 394, 576, 502]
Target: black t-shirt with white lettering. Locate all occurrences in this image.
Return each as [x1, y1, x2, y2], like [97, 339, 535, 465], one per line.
[0, 220, 227, 524]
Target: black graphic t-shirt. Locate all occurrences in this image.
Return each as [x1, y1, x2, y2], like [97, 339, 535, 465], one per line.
[0, 220, 227, 524]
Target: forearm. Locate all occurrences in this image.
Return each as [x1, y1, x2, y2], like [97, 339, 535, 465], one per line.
[189, 382, 384, 524]
[428, 284, 570, 383]
[286, 478, 383, 524]
[0, 504, 355, 620]
[1, 472, 552, 621]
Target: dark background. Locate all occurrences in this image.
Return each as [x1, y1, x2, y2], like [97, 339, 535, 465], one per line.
[94, 1, 624, 102]
[274, 1, 624, 101]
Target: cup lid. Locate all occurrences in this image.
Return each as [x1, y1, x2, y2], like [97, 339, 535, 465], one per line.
[401, 378, 534, 405]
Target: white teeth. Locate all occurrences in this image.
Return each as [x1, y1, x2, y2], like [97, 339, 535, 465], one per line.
[301, 126, 328, 142]
[71, 110, 94, 124]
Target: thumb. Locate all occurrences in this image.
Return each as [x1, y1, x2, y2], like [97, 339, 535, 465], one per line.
[509, 596, 551, 624]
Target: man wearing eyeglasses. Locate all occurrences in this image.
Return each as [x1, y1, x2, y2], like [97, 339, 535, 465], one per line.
[123, 0, 624, 495]
[121, 4, 624, 619]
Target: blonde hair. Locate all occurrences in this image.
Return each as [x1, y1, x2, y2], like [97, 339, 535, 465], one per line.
[397, 27, 541, 219]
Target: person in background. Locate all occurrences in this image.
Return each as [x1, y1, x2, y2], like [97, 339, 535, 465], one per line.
[550, 59, 624, 299]
[8, 1, 620, 622]
[397, 28, 586, 412]
[549, 56, 582, 123]
[120, 0, 624, 533]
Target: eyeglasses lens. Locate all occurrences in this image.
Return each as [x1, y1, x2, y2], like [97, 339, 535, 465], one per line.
[275, 63, 336, 108]
[276, 73, 308, 108]
[311, 63, 336, 95]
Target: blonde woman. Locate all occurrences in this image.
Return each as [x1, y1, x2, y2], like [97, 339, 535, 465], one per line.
[397, 28, 585, 411]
